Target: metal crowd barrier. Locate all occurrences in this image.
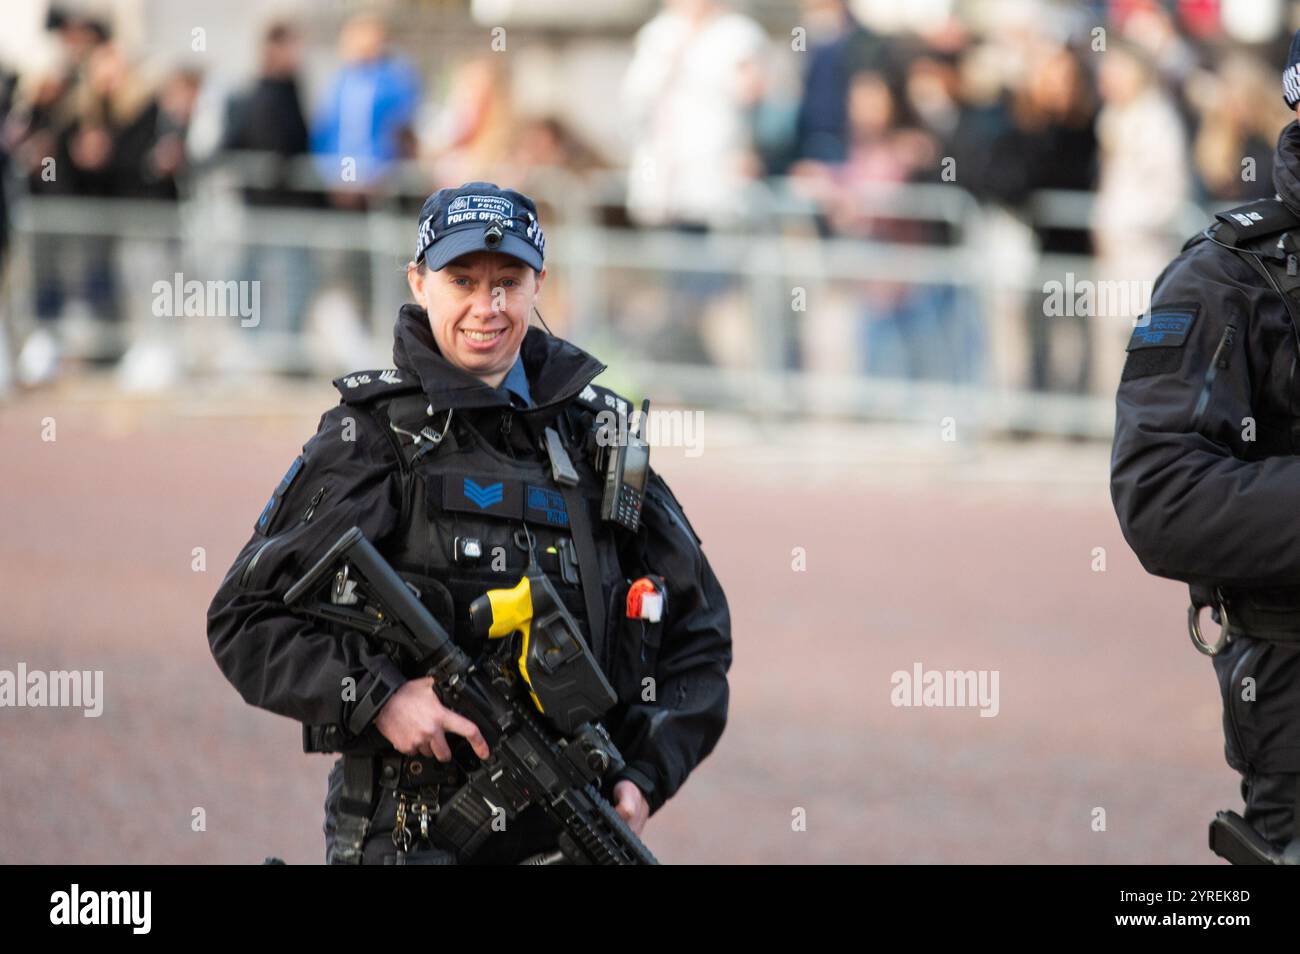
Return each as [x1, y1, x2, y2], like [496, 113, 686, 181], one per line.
[0, 159, 1216, 438]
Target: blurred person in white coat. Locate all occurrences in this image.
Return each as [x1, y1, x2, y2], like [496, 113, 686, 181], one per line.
[1090, 39, 1190, 395]
[620, 0, 769, 365]
[621, 0, 768, 232]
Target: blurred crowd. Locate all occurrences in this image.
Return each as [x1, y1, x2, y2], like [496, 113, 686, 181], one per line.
[0, 0, 1295, 398]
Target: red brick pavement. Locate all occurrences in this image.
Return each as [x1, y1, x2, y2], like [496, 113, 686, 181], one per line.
[0, 391, 1237, 863]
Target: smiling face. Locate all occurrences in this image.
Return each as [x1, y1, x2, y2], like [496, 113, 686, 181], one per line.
[406, 250, 545, 388]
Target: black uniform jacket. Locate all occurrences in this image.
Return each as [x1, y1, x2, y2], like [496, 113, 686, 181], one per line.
[1112, 121, 1300, 602]
[207, 304, 732, 815]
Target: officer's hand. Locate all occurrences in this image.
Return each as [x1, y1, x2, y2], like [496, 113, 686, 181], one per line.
[373, 676, 490, 762]
[613, 780, 649, 836]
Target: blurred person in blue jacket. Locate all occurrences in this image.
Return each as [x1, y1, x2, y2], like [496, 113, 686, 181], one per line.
[309, 12, 421, 348]
[310, 12, 420, 201]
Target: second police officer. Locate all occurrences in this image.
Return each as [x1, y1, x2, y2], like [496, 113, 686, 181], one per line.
[206, 182, 732, 864]
[1110, 38, 1300, 864]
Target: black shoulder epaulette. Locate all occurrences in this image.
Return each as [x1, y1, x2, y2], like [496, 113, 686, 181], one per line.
[332, 369, 422, 405]
[1213, 197, 1300, 246]
[572, 381, 633, 419]
[1205, 197, 1300, 359]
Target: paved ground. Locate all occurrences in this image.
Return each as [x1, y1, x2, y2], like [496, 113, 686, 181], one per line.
[0, 377, 1239, 863]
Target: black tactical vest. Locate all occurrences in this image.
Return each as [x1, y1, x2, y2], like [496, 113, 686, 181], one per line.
[335, 374, 657, 708]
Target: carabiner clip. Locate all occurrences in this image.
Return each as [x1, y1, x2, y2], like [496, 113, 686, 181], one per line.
[1188, 588, 1230, 656]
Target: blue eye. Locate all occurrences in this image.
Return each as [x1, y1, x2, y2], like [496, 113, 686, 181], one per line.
[499, 278, 517, 288]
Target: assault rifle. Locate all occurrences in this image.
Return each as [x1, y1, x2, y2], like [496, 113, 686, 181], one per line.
[284, 526, 657, 865]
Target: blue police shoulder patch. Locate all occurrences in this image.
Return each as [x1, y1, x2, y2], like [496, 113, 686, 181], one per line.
[1128, 303, 1200, 351]
[256, 455, 304, 532]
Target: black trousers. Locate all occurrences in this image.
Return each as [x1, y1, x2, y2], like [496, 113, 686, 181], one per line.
[1212, 635, 1300, 850]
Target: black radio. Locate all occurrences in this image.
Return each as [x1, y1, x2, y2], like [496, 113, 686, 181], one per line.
[598, 398, 650, 532]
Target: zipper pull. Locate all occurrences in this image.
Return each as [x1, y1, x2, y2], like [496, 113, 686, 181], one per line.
[303, 486, 327, 522]
[1191, 323, 1238, 432]
[1213, 323, 1237, 370]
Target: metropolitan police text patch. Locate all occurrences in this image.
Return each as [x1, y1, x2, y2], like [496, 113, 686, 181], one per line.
[446, 194, 514, 225]
[1121, 303, 1202, 381]
[1128, 304, 1200, 350]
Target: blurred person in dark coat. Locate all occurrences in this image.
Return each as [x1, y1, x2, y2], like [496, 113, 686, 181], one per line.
[27, 42, 157, 345]
[790, 0, 890, 166]
[221, 21, 311, 208]
[4, 10, 109, 384]
[994, 44, 1099, 395]
[222, 21, 318, 349]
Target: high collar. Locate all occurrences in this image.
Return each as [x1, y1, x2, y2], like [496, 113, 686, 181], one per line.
[1274, 120, 1300, 217]
[391, 303, 606, 419]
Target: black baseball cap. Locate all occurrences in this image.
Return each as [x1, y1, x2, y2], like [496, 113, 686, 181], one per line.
[1285, 29, 1300, 109]
[413, 181, 546, 271]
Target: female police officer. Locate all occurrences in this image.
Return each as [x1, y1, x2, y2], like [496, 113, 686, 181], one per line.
[206, 182, 732, 863]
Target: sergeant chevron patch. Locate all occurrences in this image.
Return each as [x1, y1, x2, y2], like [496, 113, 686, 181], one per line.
[441, 474, 521, 519]
[463, 479, 504, 509]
